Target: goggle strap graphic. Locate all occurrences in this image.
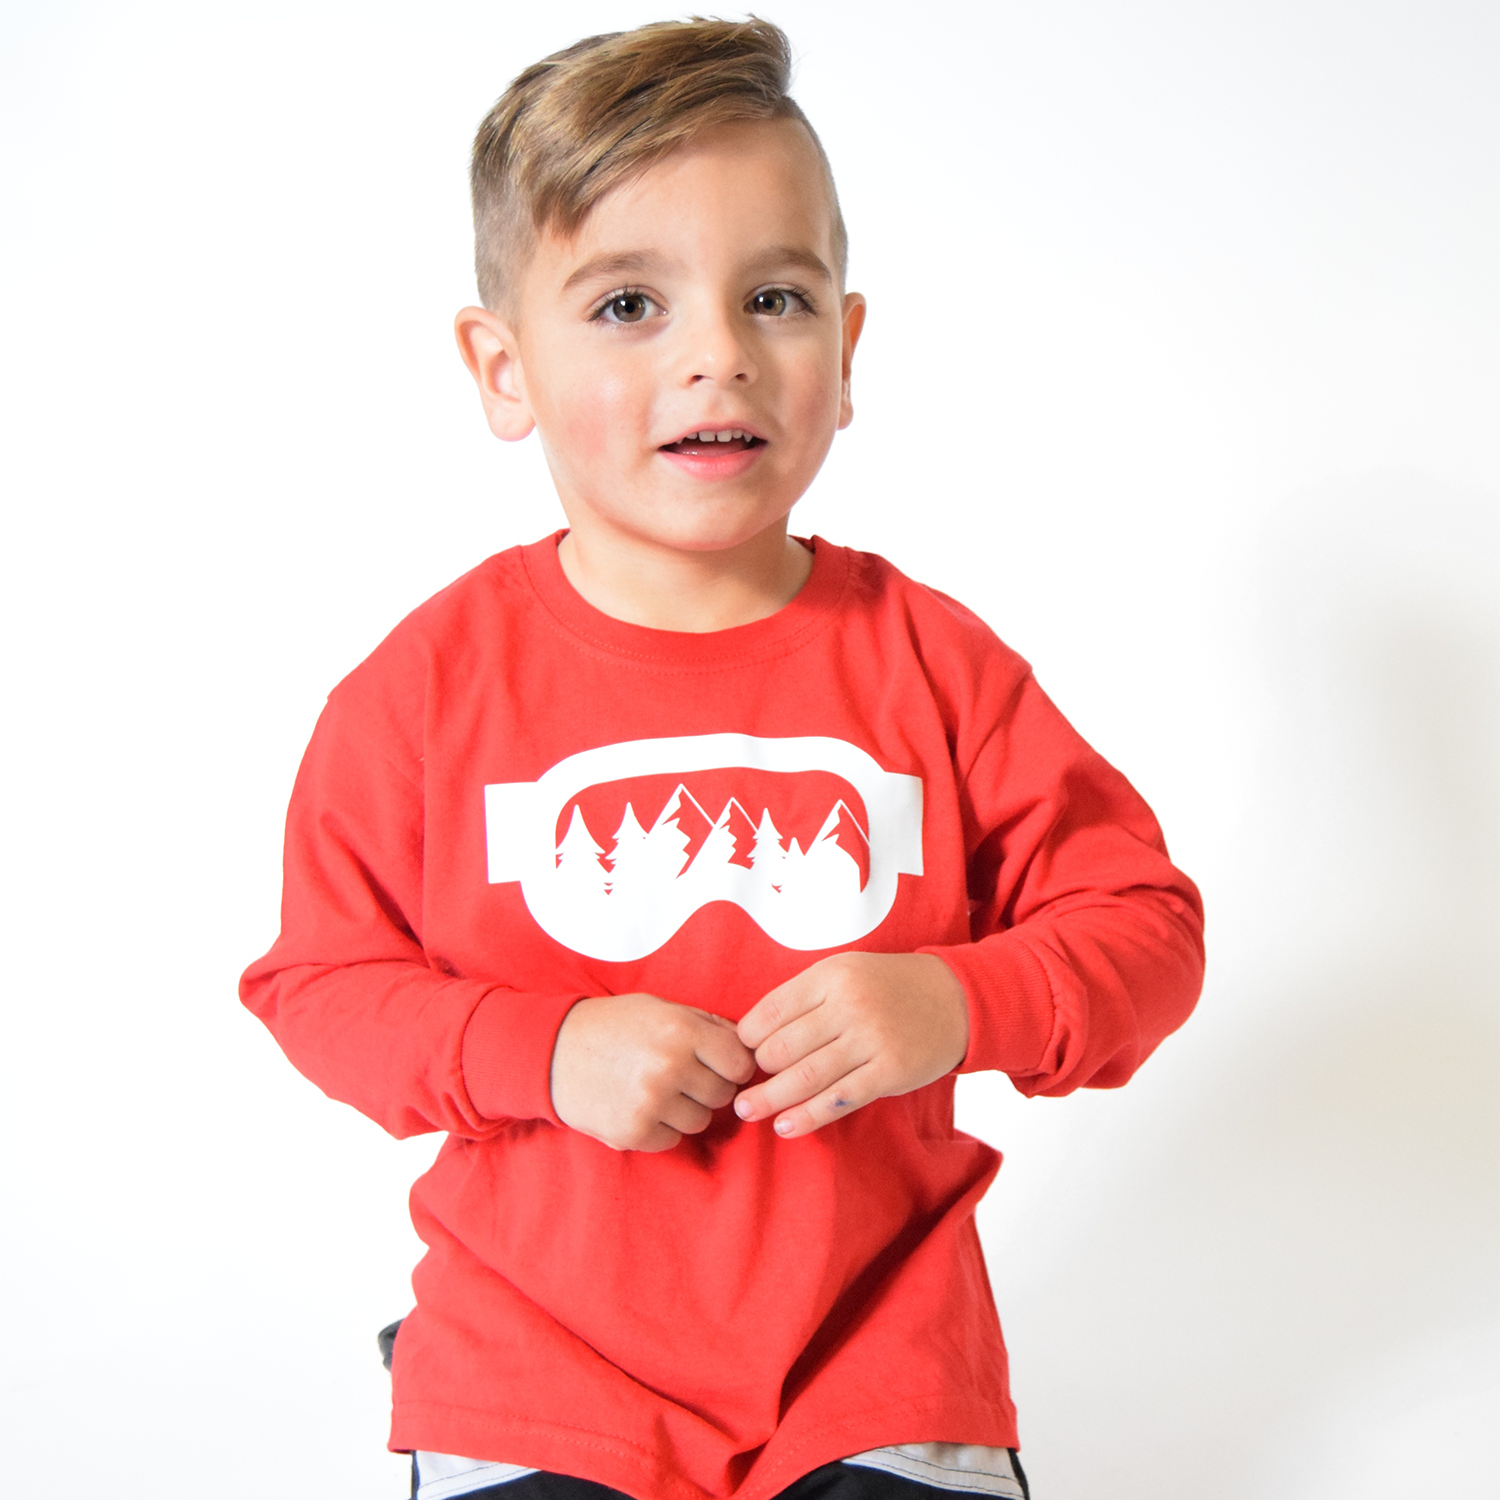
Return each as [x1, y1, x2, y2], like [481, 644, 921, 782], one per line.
[484, 780, 549, 885]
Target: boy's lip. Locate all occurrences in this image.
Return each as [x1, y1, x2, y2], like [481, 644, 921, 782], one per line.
[658, 422, 768, 479]
[658, 441, 766, 480]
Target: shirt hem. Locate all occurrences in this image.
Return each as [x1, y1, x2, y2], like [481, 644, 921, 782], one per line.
[392, 1393, 1019, 1500]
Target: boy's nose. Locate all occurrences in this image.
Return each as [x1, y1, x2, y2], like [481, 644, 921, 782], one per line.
[678, 308, 757, 386]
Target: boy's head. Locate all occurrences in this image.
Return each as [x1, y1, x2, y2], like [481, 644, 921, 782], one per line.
[469, 18, 847, 313]
[455, 19, 864, 589]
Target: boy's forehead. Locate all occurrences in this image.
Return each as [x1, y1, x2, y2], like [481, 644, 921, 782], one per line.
[529, 119, 840, 295]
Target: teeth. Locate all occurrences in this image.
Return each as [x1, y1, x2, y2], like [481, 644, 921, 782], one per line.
[682, 429, 754, 444]
[716, 430, 733, 442]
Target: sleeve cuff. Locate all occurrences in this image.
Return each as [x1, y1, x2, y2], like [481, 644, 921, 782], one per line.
[461, 989, 587, 1125]
[918, 933, 1057, 1077]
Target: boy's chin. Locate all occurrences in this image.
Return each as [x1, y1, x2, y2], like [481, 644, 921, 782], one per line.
[612, 504, 800, 558]
[639, 519, 795, 556]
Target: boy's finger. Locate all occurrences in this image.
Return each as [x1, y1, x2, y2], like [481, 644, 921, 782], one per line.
[689, 1007, 741, 1031]
[769, 1063, 881, 1140]
[628, 1123, 685, 1153]
[681, 1060, 740, 1111]
[734, 1037, 864, 1120]
[737, 969, 821, 1051]
[659, 1094, 714, 1138]
[694, 1019, 758, 1085]
[749, 1004, 842, 1078]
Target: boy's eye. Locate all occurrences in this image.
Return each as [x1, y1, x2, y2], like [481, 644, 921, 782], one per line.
[597, 291, 657, 324]
[749, 288, 808, 317]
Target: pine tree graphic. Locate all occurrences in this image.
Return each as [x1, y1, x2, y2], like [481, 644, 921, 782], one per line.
[555, 804, 608, 894]
[749, 809, 787, 890]
[605, 802, 649, 895]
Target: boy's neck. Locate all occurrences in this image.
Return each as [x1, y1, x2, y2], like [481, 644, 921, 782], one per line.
[555, 522, 814, 633]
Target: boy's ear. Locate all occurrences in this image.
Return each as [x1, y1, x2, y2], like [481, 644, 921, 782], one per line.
[454, 306, 535, 442]
[838, 292, 868, 431]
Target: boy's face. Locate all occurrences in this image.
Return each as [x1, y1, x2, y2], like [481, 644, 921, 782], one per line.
[458, 119, 864, 559]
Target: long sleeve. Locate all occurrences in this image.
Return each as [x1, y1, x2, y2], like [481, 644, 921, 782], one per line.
[921, 669, 1205, 1097]
[239, 671, 584, 1140]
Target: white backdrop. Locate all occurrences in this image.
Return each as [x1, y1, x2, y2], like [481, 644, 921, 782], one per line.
[2, 2, 1495, 1496]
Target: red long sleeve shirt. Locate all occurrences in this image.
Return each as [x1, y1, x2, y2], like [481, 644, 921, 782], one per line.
[241, 535, 1204, 1500]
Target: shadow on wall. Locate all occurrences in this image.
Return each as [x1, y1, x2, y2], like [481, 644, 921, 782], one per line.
[1255, 472, 1498, 908]
[988, 474, 1499, 1500]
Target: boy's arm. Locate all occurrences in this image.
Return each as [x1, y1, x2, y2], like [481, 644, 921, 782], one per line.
[735, 670, 1205, 1136]
[928, 669, 1206, 1096]
[240, 684, 583, 1141]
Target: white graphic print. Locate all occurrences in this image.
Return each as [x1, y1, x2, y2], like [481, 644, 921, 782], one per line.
[485, 734, 924, 960]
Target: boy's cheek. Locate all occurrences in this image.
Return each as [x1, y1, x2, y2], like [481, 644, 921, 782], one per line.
[538, 386, 625, 448]
[529, 342, 643, 449]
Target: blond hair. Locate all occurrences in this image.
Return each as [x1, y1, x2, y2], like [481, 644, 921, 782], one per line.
[470, 17, 847, 309]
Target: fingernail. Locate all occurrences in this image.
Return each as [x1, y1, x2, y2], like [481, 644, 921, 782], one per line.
[734, 1097, 752, 1119]
[774, 1117, 795, 1136]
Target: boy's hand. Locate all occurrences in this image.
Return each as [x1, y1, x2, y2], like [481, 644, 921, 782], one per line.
[550, 993, 757, 1152]
[732, 954, 970, 1139]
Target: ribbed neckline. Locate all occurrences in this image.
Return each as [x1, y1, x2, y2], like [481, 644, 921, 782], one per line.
[519, 531, 848, 669]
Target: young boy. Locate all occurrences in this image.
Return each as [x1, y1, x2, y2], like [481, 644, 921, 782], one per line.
[242, 19, 1204, 1500]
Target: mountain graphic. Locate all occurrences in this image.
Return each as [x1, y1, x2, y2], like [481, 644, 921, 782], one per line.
[651, 784, 716, 869]
[823, 799, 871, 890]
[718, 798, 759, 870]
[558, 786, 872, 895]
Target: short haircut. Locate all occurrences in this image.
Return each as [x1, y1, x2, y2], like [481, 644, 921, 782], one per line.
[470, 17, 847, 310]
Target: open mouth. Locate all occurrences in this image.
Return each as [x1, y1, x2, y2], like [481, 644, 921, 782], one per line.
[661, 428, 764, 457]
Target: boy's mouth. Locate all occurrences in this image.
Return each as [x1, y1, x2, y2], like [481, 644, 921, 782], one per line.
[661, 428, 763, 457]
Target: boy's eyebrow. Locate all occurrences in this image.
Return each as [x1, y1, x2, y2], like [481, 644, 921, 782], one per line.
[560, 245, 835, 295]
[561, 251, 662, 294]
[743, 246, 834, 285]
